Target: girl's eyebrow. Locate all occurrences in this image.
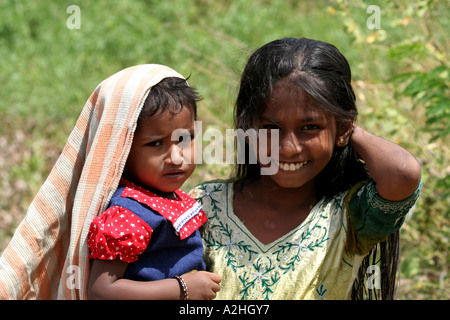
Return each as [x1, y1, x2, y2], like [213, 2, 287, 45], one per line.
[301, 116, 326, 123]
[260, 116, 280, 124]
[260, 115, 325, 123]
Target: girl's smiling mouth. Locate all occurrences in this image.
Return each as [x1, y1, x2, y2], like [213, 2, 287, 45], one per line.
[277, 160, 310, 172]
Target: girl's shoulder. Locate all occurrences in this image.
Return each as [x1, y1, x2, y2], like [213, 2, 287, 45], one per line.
[188, 178, 235, 200]
[188, 179, 236, 220]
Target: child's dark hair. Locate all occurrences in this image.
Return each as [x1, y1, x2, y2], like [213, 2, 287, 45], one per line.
[234, 37, 399, 300]
[139, 77, 201, 122]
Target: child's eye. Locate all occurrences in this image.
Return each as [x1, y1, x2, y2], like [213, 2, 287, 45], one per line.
[146, 140, 162, 147]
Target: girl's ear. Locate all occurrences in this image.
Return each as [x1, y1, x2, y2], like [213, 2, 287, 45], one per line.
[336, 121, 354, 147]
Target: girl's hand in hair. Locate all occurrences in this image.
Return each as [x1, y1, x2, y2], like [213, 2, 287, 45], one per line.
[350, 125, 421, 201]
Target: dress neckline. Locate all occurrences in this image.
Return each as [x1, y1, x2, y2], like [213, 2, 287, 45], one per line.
[226, 182, 326, 252]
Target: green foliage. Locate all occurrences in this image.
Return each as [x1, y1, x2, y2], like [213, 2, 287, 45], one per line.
[391, 66, 450, 142]
[329, 0, 449, 299]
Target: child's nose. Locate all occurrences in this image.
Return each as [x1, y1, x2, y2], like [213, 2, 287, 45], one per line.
[167, 144, 184, 165]
[279, 131, 302, 157]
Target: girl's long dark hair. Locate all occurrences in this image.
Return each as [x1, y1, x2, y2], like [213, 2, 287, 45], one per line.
[233, 37, 400, 299]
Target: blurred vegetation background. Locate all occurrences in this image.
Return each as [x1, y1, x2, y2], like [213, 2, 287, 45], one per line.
[0, 0, 448, 299]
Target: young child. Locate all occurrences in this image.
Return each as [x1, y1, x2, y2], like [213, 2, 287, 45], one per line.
[0, 64, 220, 300]
[87, 70, 221, 300]
[190, 38, 422, 300]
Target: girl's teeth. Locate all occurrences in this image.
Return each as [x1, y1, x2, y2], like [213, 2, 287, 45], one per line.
[279, 161, 308, 171]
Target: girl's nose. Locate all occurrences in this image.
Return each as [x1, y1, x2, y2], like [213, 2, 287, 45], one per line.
[279, 131, 302, 157]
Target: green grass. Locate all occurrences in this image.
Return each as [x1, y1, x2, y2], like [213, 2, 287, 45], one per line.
[0, 0, 448, 299]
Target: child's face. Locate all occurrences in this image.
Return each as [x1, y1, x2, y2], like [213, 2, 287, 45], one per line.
[258, 81, 338, 189]
[124, 106, 196, 194]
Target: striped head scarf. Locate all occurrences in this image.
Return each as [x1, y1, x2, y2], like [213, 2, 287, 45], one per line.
[0, 64, 186, 299]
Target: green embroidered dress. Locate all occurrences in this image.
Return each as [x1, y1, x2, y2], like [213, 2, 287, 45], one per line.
[189, 180, 421, 300]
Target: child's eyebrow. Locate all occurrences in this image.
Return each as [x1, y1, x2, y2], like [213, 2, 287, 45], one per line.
[140, 134, 165, 141]
[141, 128, 195, 141]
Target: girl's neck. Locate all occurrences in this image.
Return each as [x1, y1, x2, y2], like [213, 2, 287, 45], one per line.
[238, 176, 319, 213]
[233, 176, 320, 245]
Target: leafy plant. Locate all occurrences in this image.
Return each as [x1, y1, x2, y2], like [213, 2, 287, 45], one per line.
[390, 65, 450, 142]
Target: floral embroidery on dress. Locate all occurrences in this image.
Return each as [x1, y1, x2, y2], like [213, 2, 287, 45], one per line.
[359, 180, 422, 215]
[273, 223, 329, 274]
[191, 180, 421, 300]
[203, 220, 258, 272]
[239, 257, 280, 300]
[197, 182, 340, 300]
[193, 183, 223, 220]
[316, 284, 328, 299]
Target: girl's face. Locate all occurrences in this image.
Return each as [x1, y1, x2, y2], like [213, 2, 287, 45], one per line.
[124, 106, 196, 194]
[258, 81, 339, 189]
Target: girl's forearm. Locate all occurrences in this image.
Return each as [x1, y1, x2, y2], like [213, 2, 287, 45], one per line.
[350, 125, 421, 201]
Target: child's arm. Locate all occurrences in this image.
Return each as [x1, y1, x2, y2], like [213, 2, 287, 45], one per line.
[88, 259, 221, 300]
[350, 125, 421, 201]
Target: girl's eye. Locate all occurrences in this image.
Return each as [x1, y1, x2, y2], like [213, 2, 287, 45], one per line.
[302, 124, 320, 130]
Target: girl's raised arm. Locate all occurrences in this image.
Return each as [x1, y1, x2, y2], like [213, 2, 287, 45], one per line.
[350, 124, 422, 201]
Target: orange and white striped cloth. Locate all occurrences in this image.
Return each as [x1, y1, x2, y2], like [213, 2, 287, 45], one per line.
[0, 64, 185, 299]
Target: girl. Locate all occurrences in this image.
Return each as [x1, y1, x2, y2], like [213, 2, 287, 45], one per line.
[190, 38, 422, 300]
[0, 64, 220, 300]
